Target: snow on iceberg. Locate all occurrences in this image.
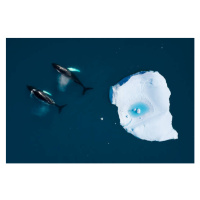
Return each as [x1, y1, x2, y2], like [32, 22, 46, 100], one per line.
[109, 71, 178, 142]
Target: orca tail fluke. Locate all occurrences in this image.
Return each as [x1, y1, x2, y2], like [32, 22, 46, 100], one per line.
[82, 87, 93, 95]
[55, 104, 67, 114]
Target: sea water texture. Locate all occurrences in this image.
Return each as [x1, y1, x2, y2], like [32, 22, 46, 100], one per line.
[110, 71, 178, 142]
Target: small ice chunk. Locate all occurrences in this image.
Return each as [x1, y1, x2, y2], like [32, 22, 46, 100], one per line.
[109, 71, 178, 142]
[101, 118, 103, 120]
[137, 108, 141, 114]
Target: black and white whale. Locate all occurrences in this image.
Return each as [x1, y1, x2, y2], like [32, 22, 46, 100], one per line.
[52, 63, 93, 95]
[27, 85, 67, 113]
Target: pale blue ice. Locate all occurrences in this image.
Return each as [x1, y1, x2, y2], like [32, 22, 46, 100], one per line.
[128, 102, 149, 117]
[109, 71, 178, 142]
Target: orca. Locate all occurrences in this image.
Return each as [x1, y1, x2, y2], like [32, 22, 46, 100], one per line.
[27, 85, 67, 113]
[52, 63, 93, 95]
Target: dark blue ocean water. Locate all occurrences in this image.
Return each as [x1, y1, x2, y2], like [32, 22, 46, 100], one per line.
[6, 38, 194, 163]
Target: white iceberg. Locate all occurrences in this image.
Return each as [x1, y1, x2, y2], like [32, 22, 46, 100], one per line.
[109, 71, 178, 142]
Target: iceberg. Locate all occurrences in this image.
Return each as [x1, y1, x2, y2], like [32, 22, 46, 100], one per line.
[109, 71, 178, 142]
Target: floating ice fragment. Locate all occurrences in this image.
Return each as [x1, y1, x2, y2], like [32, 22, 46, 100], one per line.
[136, 109, 141, 114]
[101, 118, 103, 120]
[109, 71, 178, 142]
